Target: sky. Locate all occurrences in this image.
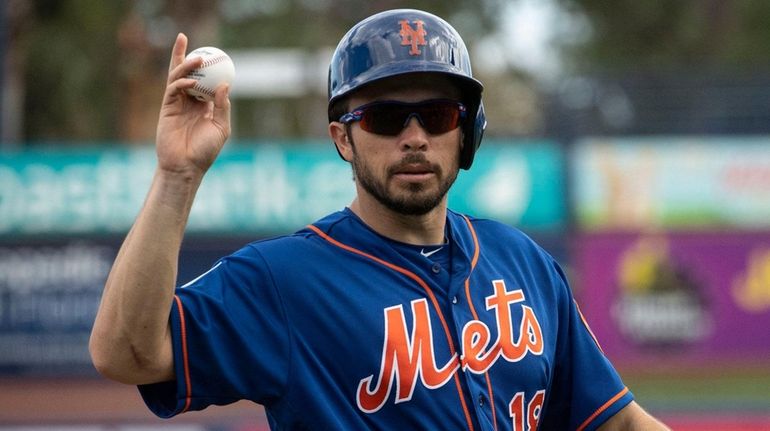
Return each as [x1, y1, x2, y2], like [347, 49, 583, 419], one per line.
[475, 0, 588, 82]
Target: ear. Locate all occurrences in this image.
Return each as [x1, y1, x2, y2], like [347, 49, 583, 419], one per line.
[329, 121, 353, 162]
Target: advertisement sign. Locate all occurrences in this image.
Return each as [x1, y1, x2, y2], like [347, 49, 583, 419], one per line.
[450, 140, 565, 230]
[0, 237, 254, 376]
[0, 144, 353, 235]
[0, 140, 565, 235]
[575, 232, 770, 366]
[0, 240, 115, 375]
[573, 137, 770, 230]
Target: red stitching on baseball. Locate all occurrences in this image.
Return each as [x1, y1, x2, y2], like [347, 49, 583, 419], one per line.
[201, 55, 228, 68]
[193, 82, 216, 96]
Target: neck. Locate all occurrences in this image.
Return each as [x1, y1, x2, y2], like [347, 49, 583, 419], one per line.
[349, 195, 447, 246]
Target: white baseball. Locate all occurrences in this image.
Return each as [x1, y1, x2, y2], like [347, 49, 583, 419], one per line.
[184, 47, 235, 102]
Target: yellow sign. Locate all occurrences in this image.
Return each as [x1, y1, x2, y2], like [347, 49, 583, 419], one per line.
[733, 247, 770, 312]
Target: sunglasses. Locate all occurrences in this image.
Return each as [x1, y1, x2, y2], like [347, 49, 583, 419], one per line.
[338, 99, 467, 136]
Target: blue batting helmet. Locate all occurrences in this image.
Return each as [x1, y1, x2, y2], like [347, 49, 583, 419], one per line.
[328, 9, 486, 170]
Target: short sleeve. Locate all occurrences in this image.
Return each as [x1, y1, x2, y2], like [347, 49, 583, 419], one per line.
[540, 261, 634, 431]
[138, 245, 290, 417]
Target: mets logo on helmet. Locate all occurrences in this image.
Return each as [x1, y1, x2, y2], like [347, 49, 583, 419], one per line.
[399, 19, 427, 55]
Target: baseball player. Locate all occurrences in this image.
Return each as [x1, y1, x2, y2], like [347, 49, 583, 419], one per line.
[90, 9, 669, 431]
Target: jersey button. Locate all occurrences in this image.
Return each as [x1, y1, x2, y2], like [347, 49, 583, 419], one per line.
[431, 263, 441, 273]
[452, 296, 458, 304]
[478, 394, 485, 407]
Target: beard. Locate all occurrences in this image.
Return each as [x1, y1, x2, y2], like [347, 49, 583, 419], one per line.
[352, 150, 459, 216]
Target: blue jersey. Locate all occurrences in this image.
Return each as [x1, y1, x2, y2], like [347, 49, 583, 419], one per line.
[139, 208, 632, 430]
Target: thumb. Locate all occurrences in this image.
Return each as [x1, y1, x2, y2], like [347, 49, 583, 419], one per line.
[212, 84, 232, 139]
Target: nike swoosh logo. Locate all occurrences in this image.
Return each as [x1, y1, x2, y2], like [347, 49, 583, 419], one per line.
[420, 247, 443, 258]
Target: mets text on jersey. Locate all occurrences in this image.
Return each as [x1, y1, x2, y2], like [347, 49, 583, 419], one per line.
[357, 279, 543, 413]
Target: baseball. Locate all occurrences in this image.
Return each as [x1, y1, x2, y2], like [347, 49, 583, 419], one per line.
[185, 46, 235, 102]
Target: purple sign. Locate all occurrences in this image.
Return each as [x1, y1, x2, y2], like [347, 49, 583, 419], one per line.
[575, 232, 770, 367]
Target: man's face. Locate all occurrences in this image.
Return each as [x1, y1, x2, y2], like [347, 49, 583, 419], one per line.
[342, 77, 463, 216]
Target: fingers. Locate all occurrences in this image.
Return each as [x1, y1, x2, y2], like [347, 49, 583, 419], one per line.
[166, 34, 204, 87]
[212, 84, 232, 137]
[161, 78, 198, 106]
[168, 33, 188, 75]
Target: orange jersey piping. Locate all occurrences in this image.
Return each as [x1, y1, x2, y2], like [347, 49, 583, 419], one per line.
[576, 387, 630, 431]
[460, 216, 497, 431]
[174, 295, 193, 413]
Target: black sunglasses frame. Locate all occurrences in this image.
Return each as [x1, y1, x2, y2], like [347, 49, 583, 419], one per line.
[338, 99, 467, 136]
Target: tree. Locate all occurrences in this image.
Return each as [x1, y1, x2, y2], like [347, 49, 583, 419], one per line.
[13, 0, 129, 142]
[557, 0, 770, 72]
[544, 0, 770, 136]
[5, 0, 508, 143]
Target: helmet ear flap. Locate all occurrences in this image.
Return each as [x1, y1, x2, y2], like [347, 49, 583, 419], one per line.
[460, 101, 486, 170]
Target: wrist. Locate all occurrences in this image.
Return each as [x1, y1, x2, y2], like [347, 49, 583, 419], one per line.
[154, 165, 205, 188]
[149, 167, 205, 214]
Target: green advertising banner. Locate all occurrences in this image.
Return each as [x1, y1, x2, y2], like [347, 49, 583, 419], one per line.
[0, 140, 564, 235]
[449, 140, 565, 230]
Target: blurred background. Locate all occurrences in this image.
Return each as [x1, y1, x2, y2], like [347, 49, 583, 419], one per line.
[1, 0, 770, 429]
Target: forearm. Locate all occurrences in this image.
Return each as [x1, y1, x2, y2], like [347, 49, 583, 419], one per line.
[598, 401, 671, 431]
[90, 168, 203, 384]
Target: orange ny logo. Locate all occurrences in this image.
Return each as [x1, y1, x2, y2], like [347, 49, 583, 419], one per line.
[399, 19, 427, 55]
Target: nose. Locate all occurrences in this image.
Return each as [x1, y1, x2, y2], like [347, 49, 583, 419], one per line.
[400, 112, 424, 129]
[399, 116, 429, 151]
